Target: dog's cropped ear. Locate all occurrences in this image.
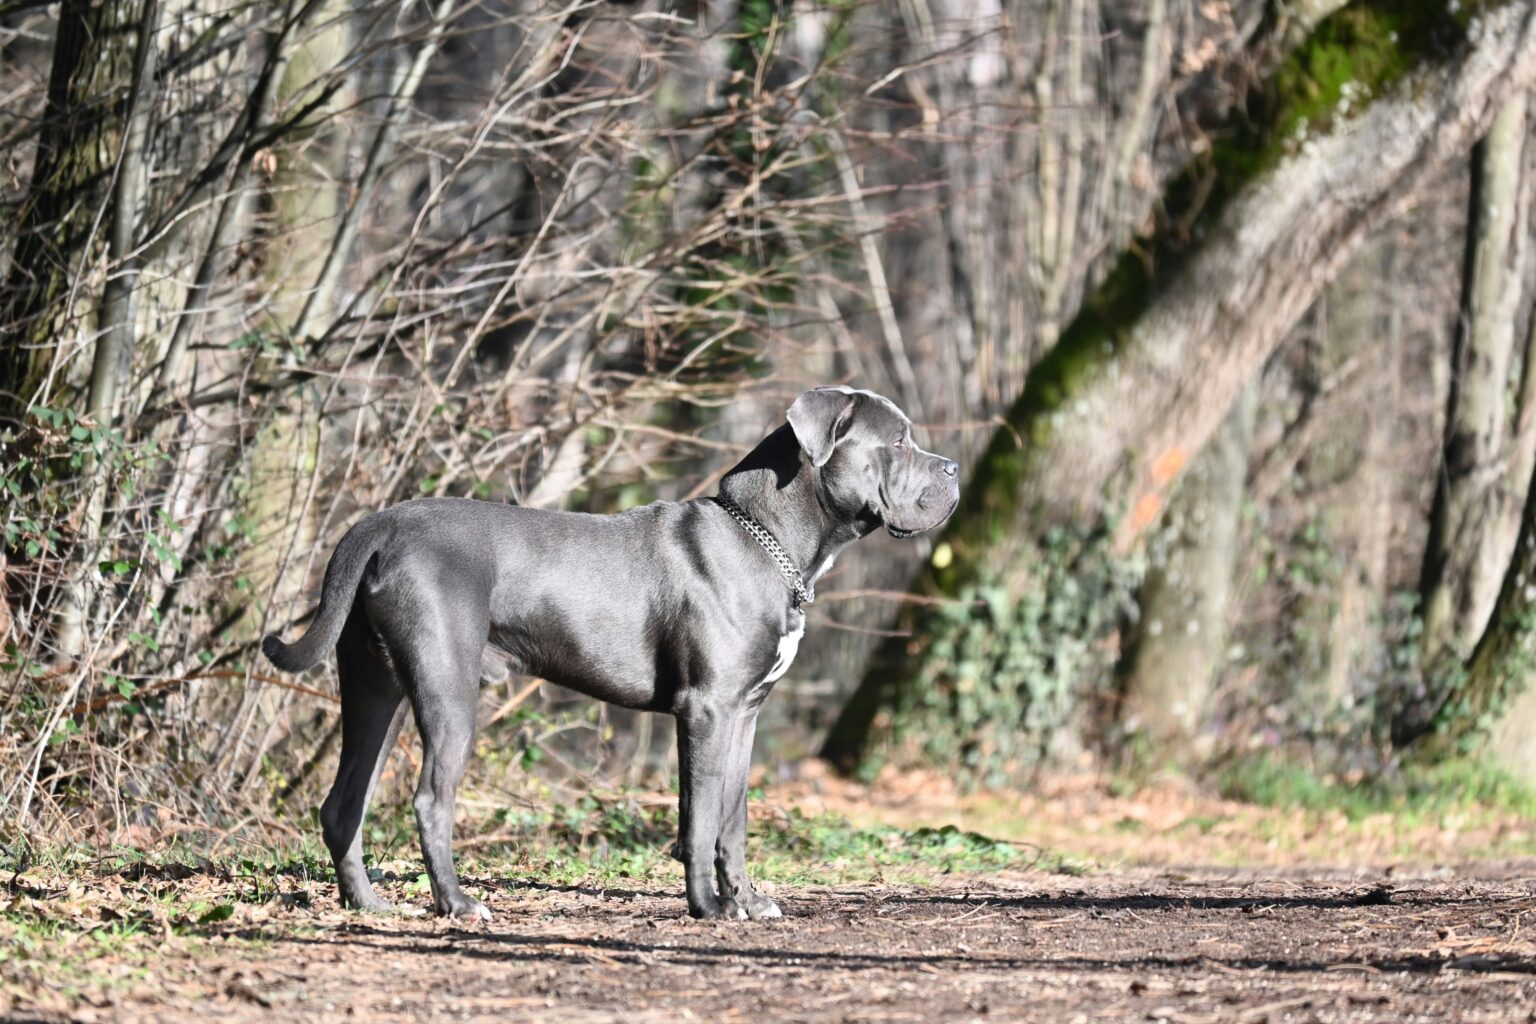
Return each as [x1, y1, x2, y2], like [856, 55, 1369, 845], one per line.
[788, 386, 858, 468]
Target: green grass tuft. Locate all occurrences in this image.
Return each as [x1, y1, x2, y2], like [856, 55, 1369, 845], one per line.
[1214, 754, 1536, 825]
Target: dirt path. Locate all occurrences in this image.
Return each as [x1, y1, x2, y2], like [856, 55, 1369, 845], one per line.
[16, 868, 1536, 1023]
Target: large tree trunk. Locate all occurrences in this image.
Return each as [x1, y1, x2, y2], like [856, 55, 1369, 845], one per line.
[215, 2, 351, 783]
[53, 0, 163, 660]
[1316, 239, 1398, 710]
[1463, 272, 1536, 777]
[6, 0, 162, 821]
[1262, 233, 1399, 724]
[1418, 429, 1536, 763]
[1419, 93, 1534, 670]
[242, 1, 351, 637]
[0, 0, 163, 660]
[822, 1, 1536, 774]
[0, 0, 151, 423]
[1116, 383, 1255, 751]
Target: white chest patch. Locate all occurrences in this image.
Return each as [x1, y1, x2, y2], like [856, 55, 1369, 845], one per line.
[809, 553, 836, 587]
[762, 621, 805, 685]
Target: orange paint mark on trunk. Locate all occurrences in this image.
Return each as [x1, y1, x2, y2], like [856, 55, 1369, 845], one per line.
[1130, 491, 1163, 532]
[1151, 447, 1187, 486]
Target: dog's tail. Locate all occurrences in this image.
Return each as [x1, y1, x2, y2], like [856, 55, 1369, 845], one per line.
[261, 520, 383, 672]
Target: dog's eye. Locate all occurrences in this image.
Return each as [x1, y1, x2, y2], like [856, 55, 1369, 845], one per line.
[892, 437, 907, 449]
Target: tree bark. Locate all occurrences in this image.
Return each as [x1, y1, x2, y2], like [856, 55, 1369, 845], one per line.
[1116, 382, 1255, 750]
[1417, 432, 1536, 762]
[239, 1, 351, 638]
[1319, 238, 1397, 709]
[1474, 237, 1536, 779]
[0, 0, 150, 422]
[148, 0, 318, 404]
[212, 1, 353, 786]
[1269, 232, 1397, 719]
[1419, 92, 1533, 669]
[52, 0, 162, 660]
[823, 1, 1536, 774]
[1278, 0, 1353, 49]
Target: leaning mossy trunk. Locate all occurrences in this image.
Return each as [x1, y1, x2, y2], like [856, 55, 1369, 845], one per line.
[821, 0, 1536, 779]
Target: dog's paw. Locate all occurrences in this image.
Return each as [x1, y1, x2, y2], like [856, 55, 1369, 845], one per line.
[690, 897, 749, 921]
[743, 892, 781, 920]
[438, 894, 493, 923]
[341, 890, 411, 916]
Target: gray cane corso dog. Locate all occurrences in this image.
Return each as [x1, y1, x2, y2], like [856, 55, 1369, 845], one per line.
[262, 385, 959, 921]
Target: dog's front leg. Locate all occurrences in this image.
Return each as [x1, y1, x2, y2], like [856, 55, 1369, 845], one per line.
[714, 708, 780, 919]
[676, 700, 747, 920]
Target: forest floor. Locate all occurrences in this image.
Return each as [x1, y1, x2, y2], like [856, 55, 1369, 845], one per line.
[8, 762, 1536, 1022]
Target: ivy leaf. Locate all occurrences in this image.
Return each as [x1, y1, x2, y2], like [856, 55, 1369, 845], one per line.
[127, 631, 161, 653]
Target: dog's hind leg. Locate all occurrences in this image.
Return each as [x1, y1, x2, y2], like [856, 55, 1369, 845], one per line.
[321, 614, 407, 912]
[397, 624, 490, 922]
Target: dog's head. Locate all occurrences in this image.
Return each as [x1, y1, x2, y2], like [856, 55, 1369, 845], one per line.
[787, 386, 959, 538]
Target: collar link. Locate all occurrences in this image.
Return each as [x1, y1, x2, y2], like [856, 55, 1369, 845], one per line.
[710, 495, 813, 607]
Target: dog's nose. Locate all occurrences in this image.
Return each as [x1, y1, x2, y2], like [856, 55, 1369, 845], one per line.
[939, 459, 958, 478]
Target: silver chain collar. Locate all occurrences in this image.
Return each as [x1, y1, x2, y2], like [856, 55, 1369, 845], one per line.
[710, 495, 812, 607]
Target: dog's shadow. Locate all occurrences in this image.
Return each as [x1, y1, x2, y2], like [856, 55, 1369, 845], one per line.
[471, 876, 674, 902]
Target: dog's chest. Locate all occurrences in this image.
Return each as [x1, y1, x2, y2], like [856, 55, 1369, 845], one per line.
[752, 555, 827, 687]
[763, 620, 804, 685]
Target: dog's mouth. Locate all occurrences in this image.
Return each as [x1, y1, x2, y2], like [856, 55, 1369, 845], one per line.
[885, 495, 960, 539]
[864, 500, 917, 539]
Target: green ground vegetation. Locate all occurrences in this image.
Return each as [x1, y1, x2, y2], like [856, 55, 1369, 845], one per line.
[1214, 754, 1536, 827]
